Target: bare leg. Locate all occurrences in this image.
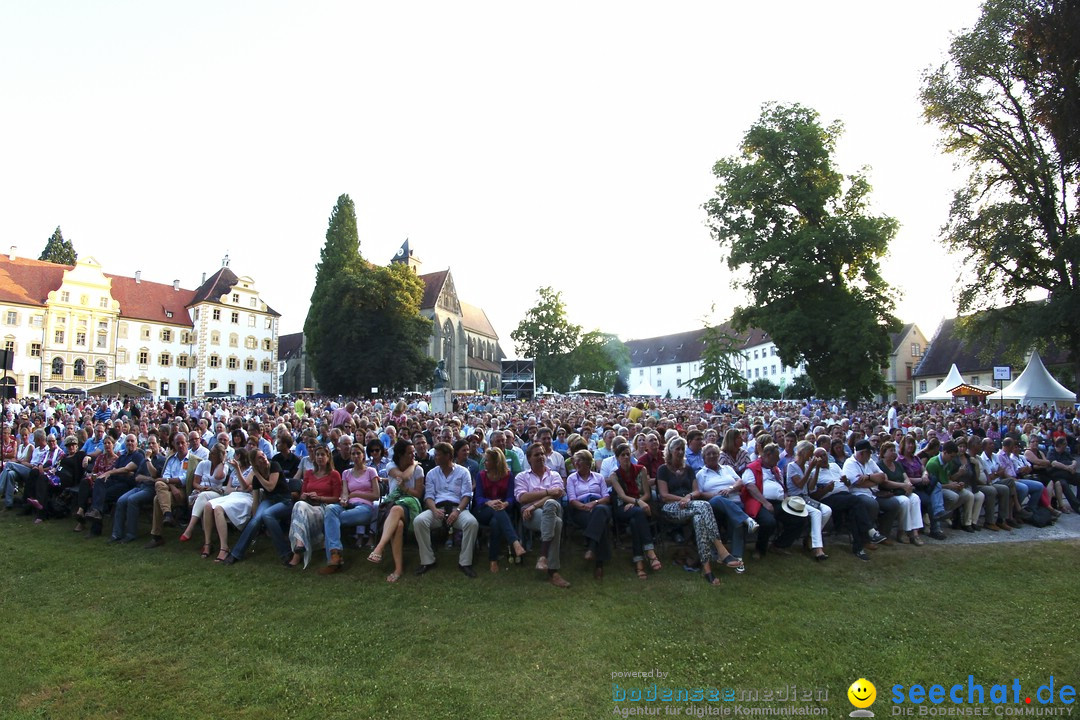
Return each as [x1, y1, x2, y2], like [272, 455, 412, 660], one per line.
[372, 506, 403, 557]
[202, 504, 215, 545]
[390, 520, 404, 577]
[214, 507, 230, 549]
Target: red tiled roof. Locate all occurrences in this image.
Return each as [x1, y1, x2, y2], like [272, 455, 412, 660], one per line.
[419, 270, 448, 310]
[105, 274, 195, 326]
[0, 256, 68, 306]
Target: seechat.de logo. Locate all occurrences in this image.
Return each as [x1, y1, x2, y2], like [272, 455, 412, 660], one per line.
[849, 679, 877, 718]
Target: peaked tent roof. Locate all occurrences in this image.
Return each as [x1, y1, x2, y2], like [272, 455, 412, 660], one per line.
[916, 364, 968, 400]
[627, 380, 661, 396]
[85, 379, 154, 397]
[999, 351, 1076, 405]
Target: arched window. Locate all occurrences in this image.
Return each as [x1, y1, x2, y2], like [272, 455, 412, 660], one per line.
[51, 357, 64, 377]
[73, 358, 86, 377]
[442, 319, 454, 362]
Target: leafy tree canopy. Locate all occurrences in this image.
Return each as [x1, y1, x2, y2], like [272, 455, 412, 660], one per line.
[511, 287, 582, 392]
[39, 226, 77, 265]
[749, 378, 781, 400]
[704, 102, 900, 401]
[921, 0, 1080, 381]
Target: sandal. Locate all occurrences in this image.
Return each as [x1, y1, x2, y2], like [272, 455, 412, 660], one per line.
[200, 544, 211, 559]
[386, 572, 401, 583]
[649, 556, 662, 572]
[910, 535, 925, 547]
[635, 561, 647, 580]
[704, 572, 720, 586]
[367, 551, 383, 564]
[215, 548, 230, 563]
[720, 554, 742, 568]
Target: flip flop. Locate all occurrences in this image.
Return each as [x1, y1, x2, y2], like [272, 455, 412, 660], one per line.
[386, 572, 401, 583]
[649, 556, 662, 572]
[721, 554, 743, 568]
[367, 551, 382, 564]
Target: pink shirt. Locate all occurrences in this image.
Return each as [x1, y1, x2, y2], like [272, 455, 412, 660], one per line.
[514, 468, 564, 502]
[343, 466, 377, 507]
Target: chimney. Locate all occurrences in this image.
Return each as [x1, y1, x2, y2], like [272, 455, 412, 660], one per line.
[201, 272, 206, 284]
[135, 271, 141, 284]
[8, 246, 14, 261]
[173, 280, 180, 291]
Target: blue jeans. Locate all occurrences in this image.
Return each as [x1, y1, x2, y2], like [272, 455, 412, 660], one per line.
[230, 499, 292, 561]
[708, 495, 749, 558]
[1016, 479, 1044, 511]
[476, 504, 521, 561]
[323, 504, 375, 560]
[111, 484, 155, 541]
[1, 464, 30, 507]
[930, 485, 946, 517]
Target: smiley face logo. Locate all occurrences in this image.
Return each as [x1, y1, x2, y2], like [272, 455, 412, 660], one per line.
[848, 678, 876, 709]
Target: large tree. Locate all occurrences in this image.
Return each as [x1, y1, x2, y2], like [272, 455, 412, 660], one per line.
[39, 226, 77, 265]
[704, 102, 901, 401]
[303, 195, 434, 395]
[685, 317, 748, 400]
[511, 287, 582, 392]
[571, 331, 630, 393]
[921, 0, 1080, 385]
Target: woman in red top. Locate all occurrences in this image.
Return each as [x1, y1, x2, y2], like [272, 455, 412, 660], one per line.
[287, 445, 342, 568]
[609, 444, 661, 579]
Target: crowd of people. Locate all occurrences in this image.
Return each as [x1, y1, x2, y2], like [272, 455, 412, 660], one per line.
[1, 392, 1078, 588]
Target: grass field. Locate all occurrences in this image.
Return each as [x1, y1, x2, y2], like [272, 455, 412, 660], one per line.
[1, 511, 1078, 720]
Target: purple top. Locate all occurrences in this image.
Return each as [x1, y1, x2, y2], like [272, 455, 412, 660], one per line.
[898, 456, 924, 480]
[566, 470, 606, 503]
[343, 466, 377, 507]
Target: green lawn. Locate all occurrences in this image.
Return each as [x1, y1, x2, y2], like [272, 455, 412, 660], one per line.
[1, 511, 1077, 720]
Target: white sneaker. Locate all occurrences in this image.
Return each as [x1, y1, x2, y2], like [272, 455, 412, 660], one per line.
[745, 517, 759, 534]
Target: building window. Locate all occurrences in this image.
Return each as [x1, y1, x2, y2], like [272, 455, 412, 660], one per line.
[262, 384, 270, 395]
[178, 381, 187, 397]
[771, 365, 777, 375]
[261, 360, 271, 372]
[141, 326, 151, 340]
[51, 357, 63, 377]
[245, 336, 257, 349]
[754, 368, 759, 378]
[118, 322, 127, 339]
[61, 291, 70, 302]
[212, 308, 221, 321]
[30, 342, 41, 357]
[194, 309, 200, 321]
[262, 339, 272, 351]
[657, 379, 662, 388]
[911, 343, 921, 357]
[227, 357, 238, 369]
[74, 359, 85, 377]
[228, 382, 236, 395]
[639, 369, 643, 376]
[656, 367, 662, 375]
[211, 331, 220, 345]
[248, 314, 255, 327]
[209, 355, 220, 368]
[4, 311, 16, 325]
[95, 360, 106, 379]
[117, 349, 127, 364]
[231, 293, 239, 304]
[972, 375, 980, 385]
[231, 311, 239, 324]
[229, 333, 238, 348]
[249, 298, 256, 308]
[245, 358, 254, 371]
[919, 381, 927, 394]
[138, 350, 149, 365]
[754, 350, 759, 359]
[161, 329, 172, 342]
[264, 318, 272, 329]
[209, 381, 218, 391]
[76, 332, 86, 346]
[31, 315, 43, 328]
[100, 297, 108, 308]
[178, 354, 188, 368]
[676, 365, 681, 373]
[54, 330, 65, 344]
[159, 353, 171, 367]
[29, 375, 40, 393]
[96, 332, 107, 349]
[246, 383, 254, 396]
[3, 339, 13, 354]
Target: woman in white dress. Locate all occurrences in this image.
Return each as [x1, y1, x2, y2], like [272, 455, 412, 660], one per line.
[202, 448, 257, 562]
[180, 443, 228, 542]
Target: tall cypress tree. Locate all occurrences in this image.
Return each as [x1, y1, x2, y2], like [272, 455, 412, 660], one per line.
[39, 226, 78, 265]
[304, 195, 361, 369]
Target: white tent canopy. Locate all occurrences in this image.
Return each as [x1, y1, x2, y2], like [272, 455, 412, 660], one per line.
[999, 351, 1076, 405]
[627, 381, 661, 397]
[916, 364, 968, 401]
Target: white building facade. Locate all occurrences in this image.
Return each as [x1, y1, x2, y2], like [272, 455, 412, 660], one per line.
[0, 252, 279, 399]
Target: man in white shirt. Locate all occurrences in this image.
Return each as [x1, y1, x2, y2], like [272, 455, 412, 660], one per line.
[842, 440, 900, 545]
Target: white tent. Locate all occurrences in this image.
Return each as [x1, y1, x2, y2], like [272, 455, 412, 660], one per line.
[916, 364, 968, 401]
[627, 381, 661, 397]
[999, 351, 1076, 405]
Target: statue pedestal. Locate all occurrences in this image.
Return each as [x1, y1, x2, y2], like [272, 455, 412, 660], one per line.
[430, 388, 452, 415]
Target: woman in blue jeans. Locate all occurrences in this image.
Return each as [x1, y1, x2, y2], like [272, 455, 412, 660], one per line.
[474, 448, 526, 573]
[319, 445, 379, 574]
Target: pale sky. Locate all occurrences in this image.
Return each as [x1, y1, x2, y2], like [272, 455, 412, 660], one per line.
[0, 1, 984, 356]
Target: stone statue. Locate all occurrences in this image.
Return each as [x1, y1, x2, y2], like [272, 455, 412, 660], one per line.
[433, 360, 449, 390]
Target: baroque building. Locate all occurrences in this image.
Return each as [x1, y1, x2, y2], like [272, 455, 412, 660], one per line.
[0, 250, 279, 398]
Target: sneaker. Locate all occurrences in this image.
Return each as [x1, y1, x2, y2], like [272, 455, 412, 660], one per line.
[869, 530, 887, 544]
[744, 517, 759, 534]
[854, 549, 870, 561]
[85, 508, 102, 520]
[929, 530, 947, 540]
